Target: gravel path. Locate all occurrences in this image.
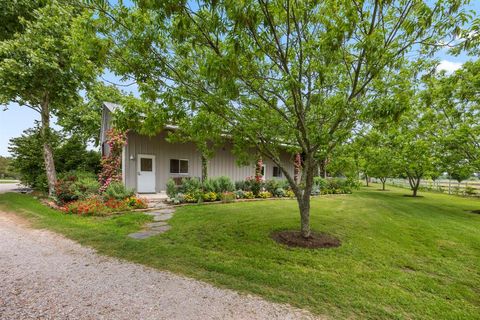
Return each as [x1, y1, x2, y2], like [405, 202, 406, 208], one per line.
[0, 212, 319, 320]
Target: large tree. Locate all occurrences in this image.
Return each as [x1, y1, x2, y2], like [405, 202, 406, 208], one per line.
[95, 0, 469, 238]
[0, 0, 106, 195]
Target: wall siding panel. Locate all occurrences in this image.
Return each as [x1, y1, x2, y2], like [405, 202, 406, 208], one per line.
[124, 131, 295, 192]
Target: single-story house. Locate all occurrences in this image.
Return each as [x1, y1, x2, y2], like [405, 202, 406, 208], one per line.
[100, 102, 295, 193]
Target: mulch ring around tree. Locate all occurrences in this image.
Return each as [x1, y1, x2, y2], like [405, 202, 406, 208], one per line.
[271, 230, 341, 249]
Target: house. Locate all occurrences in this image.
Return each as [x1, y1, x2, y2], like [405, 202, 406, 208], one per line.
[100, 102, 295, 193]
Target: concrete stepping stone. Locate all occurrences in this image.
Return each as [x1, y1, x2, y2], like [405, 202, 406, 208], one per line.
[128, 231, 160, 239]
[146, 221, 168, 228]
[153, 213, 174, 221]
[150, 225, 171, 233]
[128, 206, 175, 239]
[156, 208, 176, 214]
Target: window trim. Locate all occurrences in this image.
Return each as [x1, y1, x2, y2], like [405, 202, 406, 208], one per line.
[169, 158, 189, 175]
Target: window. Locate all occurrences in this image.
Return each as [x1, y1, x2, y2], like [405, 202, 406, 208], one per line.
[140, 158, 153, 172]
[273, 166, 282, 178]
[170, 159, 189, 174]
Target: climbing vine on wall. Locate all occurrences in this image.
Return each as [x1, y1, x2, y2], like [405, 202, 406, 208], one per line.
[98, 129, 127, 192]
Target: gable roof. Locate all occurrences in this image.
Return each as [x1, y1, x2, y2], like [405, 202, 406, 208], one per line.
[103, 101, 123, 112]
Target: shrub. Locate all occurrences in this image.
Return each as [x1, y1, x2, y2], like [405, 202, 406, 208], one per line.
[184, 193, 199, 203]
[180, 177, 202, 194]
[235, 180, 247, 191]
[172, 193, 185, 204]
[221, 191, 236, 203]
[285, 190, 295, 198]
[166, 179, 177, 198]
[258, 191, 272, 199]
[125, 196, 148, 209]
[234, 190, 245, 199]
[244, 191, 255, 199]
[244, 176, 264, 195]
[215, 176, 235, 193]
[265, 179, 281, 193]
[102, 181, 135, 200]
[203, 191, 218, 202]
[273, 187, 286, 197]
[54, 171, 99, 205]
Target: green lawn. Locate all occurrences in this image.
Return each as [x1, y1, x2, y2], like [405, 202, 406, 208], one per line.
[1, 185, 479, 319]
[0, 179, 18, 184]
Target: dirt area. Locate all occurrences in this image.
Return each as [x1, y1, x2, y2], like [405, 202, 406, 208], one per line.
[271, 230, 341, 249]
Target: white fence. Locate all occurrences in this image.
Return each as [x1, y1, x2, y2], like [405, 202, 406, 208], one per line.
[371, 178, 480, 196]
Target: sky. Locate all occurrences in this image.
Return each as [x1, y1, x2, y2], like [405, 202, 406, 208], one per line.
[0, 2, 479, 157]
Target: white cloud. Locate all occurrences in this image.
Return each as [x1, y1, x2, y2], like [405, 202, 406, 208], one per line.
[437, 60, 463, 74]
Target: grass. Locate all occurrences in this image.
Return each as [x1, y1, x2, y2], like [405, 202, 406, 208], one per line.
[0, 179, 18, 184]
[1, 185, 479, 319]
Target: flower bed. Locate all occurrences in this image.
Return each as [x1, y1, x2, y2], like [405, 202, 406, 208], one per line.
[166, 176, 359, 205]
[62, 195, 147, 216]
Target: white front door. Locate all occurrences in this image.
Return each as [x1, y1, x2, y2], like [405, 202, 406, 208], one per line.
[137, 154, 156, 193]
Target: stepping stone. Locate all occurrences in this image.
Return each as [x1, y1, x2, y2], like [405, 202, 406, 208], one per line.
[153, 213, 174, 221]
[156, 208, 176, 214]
[146, 221, 168, 228]
[150, 225, 171, 233]
[128, 231, 159, 239]
[144, 211, 162, 216]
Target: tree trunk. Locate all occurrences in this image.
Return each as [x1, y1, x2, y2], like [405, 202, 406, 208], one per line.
[365, 174, 369, 187]
[380, 177, 386, 190]
[296, 155, 315, 239]
[40, 98, 57, 196]
[408, 175, 421, 197]
[201, 154, 208, 183]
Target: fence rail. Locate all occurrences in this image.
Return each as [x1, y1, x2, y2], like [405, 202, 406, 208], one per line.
[371, 178, 480, 196]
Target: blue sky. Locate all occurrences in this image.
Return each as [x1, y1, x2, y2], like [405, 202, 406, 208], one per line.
[0, 2, 478, 156]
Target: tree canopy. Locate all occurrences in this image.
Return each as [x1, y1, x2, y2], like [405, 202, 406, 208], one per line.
[90, 0, 471, 237]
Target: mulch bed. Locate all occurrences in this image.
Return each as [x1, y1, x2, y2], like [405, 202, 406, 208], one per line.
[271, 230, 341, 249]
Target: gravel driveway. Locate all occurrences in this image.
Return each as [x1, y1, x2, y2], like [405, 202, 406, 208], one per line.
[0, 212, 319, 320]
[0, 182, 22, 194]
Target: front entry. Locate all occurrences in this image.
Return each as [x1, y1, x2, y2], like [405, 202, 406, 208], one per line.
[137, 154, 156, 193]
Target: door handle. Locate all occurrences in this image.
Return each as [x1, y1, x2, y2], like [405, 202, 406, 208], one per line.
[138, 172, 141, 176]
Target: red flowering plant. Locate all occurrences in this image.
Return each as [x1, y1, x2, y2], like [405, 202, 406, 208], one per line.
[255, 158, 263, 182]
[98, 129, 127, 193]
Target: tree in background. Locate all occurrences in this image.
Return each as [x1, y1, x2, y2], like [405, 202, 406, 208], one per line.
[9, 126, 100, 191]
[0, 0, 107, 195]
[362, 131, 394, 191]
[425, 59, 480, 173]
[0, 156, 17, 179]
[391, 109, 441, 197]
[94, 0, 469, 238]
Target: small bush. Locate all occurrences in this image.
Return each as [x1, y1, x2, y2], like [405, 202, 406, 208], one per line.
[102, 181, 135, 200]
[285, 190, 295, 198]
[221, 191, 236, 203]
[54, 171, 99, 205]
[215, 176, 235, 193]
[203, 191, 218, 202]
[166, 178, 178, 198]
[235, 180, 247, 191]
[124, 196, 148, 209]
[180, 177, 202, 194]
[258, 191, 272, 199]
[235, 190, 245, 199]
[273, 187, 286, 197]
[244, 191, 255, 199]
[184, 193, 200, 203]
